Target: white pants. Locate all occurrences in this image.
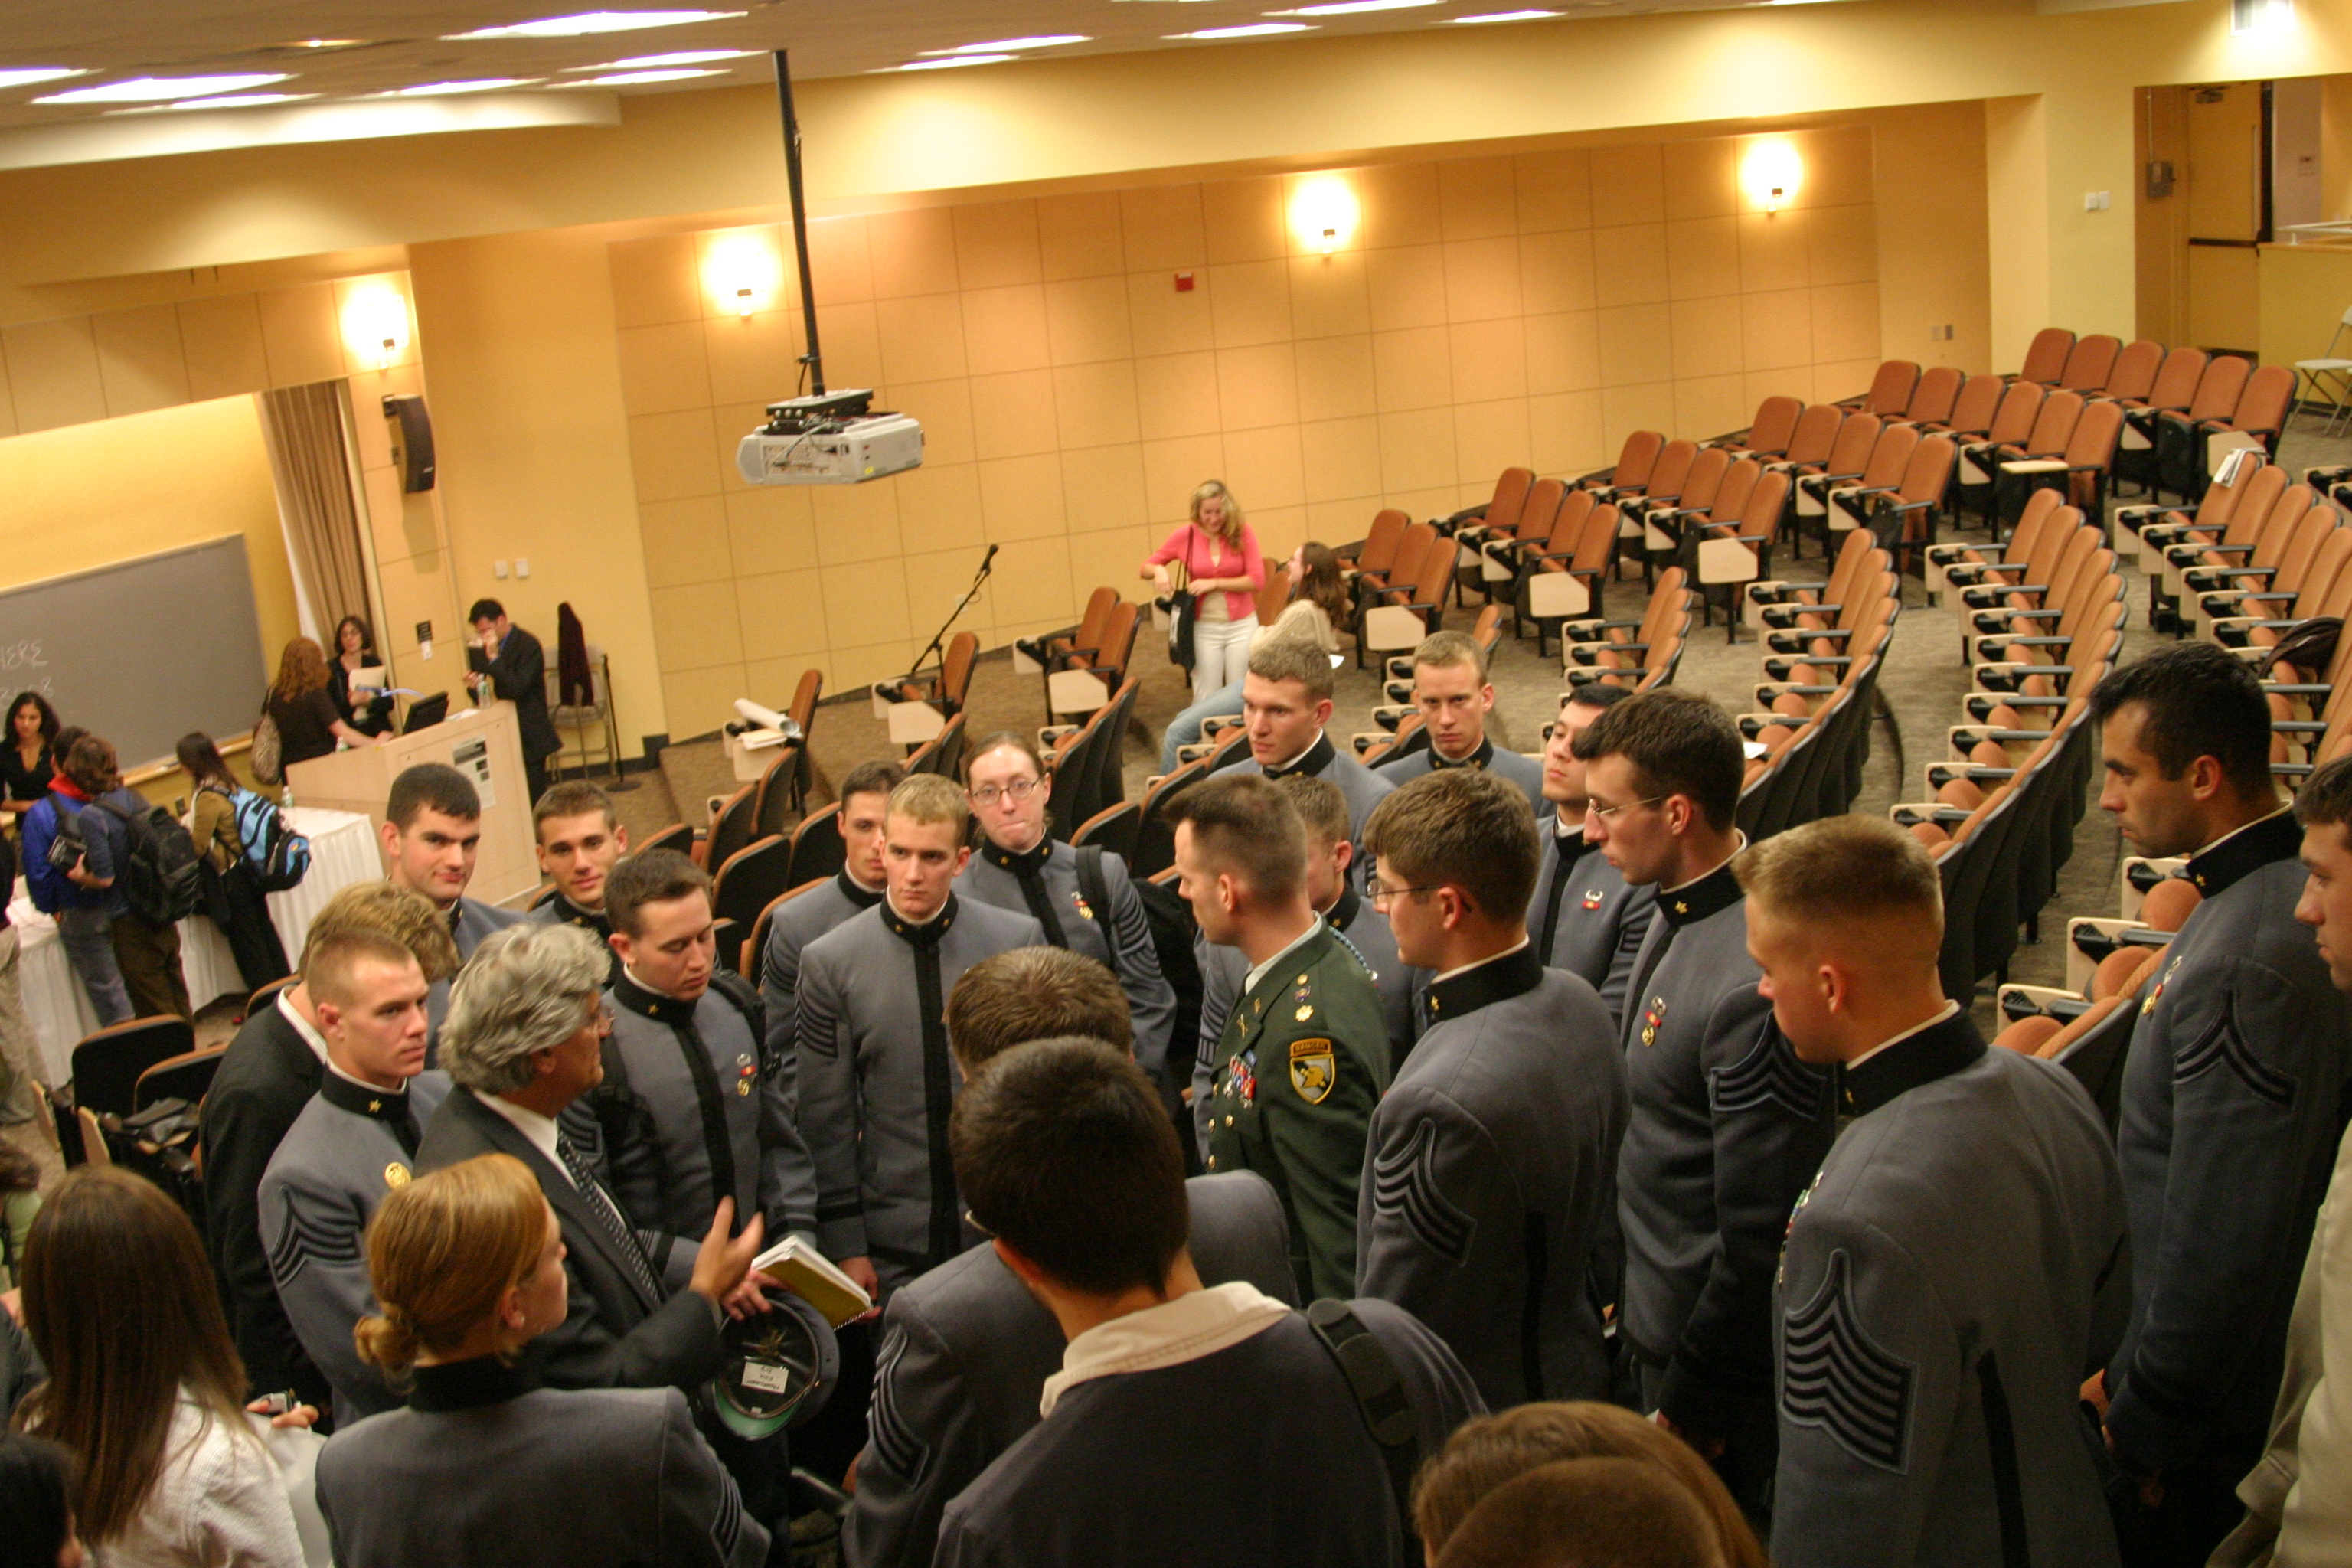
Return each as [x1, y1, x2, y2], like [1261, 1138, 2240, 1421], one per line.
[1191, 614, 1259, 704]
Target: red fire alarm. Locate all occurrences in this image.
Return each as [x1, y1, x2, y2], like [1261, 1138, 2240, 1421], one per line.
[1174, 271, 1194, 292]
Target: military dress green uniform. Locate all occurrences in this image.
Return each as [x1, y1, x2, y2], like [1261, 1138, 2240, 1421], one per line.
[1204, 920, 1391, 1302]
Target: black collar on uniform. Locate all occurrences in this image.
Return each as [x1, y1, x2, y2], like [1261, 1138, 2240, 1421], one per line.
[1656, 858, 1743, 929]
[550, 893, 608, 936]
[1838, 1008, 1986, 1120]
[977, 836, 1055, 877]
[2185, 809, 2301, 900]
[611, 970, 697, 1024]
[835, 871, 884, 910]
[1423, 943, 1544, 1024]
[1265, 732, 1336, 781]
[444, 902, 464, 937]
[317, 1068, 410, 1125]
[883, 893, 959, 949]
[407, 1354, 540, 1413]
[1429, 735, 1497, 772]
[1325, 881, 1362, 934]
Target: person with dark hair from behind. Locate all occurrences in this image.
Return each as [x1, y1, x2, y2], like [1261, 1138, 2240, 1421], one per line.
[1370, 631, 1546, 814]
[380, 763, 523, 1009]
[61, 733, 191, 1022]
[20, 727, 133, 1027]
[312, 1153, 768, 1568]
[202, 883, 460, 1416]
[1534, 682, 1653, 1025]
[931, 1037, 1484, 1568]
[846, 946, 1299, 1568]
[526, 782, 627, 960]
[2083, 642, 2352, 1566]
[757, 757, 904, 1079]
[1572, 688, 1834, 1514]
[266, 636, 381, 771]
[178, 731, 292, 994]
[464, 599, 561, 806]
[0, 1432, 84, 1568]
[1432, 1459, 1724, 1568]
[17, 1168, 310, 1566]
[1411, 1402, 1765, 1568]
[1355, 769, 1628, 1413]
[1744, 816, 2128, 1568]
[2215, 753, 2352, 1564]
[2, 690, 61, 819]
[1171, 772, 1391, 1301]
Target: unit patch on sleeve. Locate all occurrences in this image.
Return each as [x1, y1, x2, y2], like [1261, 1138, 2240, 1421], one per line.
[1288, 1037, 1336, 1104]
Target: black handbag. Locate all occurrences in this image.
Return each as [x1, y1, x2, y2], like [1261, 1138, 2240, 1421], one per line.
[1162, 554, 1197, 671]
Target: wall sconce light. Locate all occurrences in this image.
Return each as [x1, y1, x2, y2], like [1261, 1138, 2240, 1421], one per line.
[341, 283, 410, 370]
[703, 230, 782, 318]
[1740, 139, 1805, 217]
[2231, 0, 2293, 35]
[1289, 175, 1359, 256]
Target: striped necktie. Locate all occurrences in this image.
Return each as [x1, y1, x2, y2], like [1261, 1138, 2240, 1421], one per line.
[556, 1129, 664, 1305]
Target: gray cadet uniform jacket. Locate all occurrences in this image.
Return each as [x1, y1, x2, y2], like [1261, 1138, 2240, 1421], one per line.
[956, 838, 1180, 1090]
[1356, 947, 1630, 1411]
[1619, 856, 1838, 1438]
[844, 1171, 1300, 1568]
[796, 894, 1046, 1295]
[933, 1297, 1485, 1568]
[1529, 818, 1656, 1025]
[1772, 1008, 2130, 1568]
[2108, 811, 2352, 1476]
[1371, 733, 1547, 816]
[258, 1068, 451, 1427]
[528, 893, 619, 981]
[759, 871, 883, 1079]
[590, 970, 818, 1254]
[315, 1356, 766, 1568]
[1192, 883, 1426, 1146]
[1230, 732, 1396, 848]
[425, 894, 525, 1031]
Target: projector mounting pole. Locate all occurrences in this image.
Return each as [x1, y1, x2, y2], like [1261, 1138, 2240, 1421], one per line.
[772, 50, 825, 398]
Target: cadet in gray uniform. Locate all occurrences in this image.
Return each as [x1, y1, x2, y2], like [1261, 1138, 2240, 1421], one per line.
[591, 851, 816, 1257]
[524, 781, 626, 981]
[1745, 818, 2129, 1568]
[1370, 629, 1547, 815]
[1226, 636, 1396, 854]
[1193, 774, 1425, 1139]
[381, 763, 524, 1033]
[845, 946, 1299, 1568]
[757, 760, 902, 1074]
[1355, 769, 1629, 1412]
[1532, 683, 1655, 1024]
[956, 732, 1180, 1091]
[260, 929, 447, 1427]
[1576, 688, 1835, 1510]
[2083, 645, 2352, 1563]
[933, 1037, 1485, 1568]
[795, 774, 1045, 1302]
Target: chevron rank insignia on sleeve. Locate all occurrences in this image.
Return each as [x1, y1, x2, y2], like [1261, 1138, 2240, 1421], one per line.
[1371, 1119, 1475, 1263]
[1782, 1249, 1914, 1473]
[265, 1200, 362, 1288]
[865, 1330, 931, 1484]
[2176, 991, 2295, 1108]
[1710, 1025, 1828, 1118]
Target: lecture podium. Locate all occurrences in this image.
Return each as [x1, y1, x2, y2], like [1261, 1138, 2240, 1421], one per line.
[283, 701, 537, 909]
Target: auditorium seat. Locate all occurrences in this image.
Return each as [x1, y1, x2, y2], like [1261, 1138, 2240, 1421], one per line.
[2212, 523, 2352, 649]
[1810, 423, 1918, 558]
[2015, 328, 2076, 386]
[2152, 352, 2252, 501]
[784, 804, 846, 889]
[743, 878, 824, 978]
[712, 835, 792, 933]
[1892, 366, 1962, 430]
[1714, 395, 1804, 459]
[2094, 339, 2165, 406]
[2054, 334, 2121, 394]
[1840, 360, 1920, 416]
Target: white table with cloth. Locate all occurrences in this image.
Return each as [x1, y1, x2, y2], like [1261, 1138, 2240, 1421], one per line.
[10, 807, 381, 1086]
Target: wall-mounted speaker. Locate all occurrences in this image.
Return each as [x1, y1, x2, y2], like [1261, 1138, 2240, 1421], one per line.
[382, 394, 436, 493]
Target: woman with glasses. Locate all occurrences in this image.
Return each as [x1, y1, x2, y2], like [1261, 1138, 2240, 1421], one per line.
[953, 733, 1182, 1102]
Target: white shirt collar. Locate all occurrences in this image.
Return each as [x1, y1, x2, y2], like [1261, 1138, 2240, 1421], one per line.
[844, 867, 884, 896]
[1661, 831, 1749, 896]
[1243, 916, 1325, 999]
[1040, 1281, 1292, 1417]
[1431, 937, 1531, 987]
[1844, 1000, 1963, 1071]
[480, 1093, 570, 1186]
[2193, 805, 2293, 860]
[1553, 808, 1586, 841]
[278, 989, 329, 1065]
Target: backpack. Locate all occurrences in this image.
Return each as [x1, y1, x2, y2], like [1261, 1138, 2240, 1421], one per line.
[94, 796, 204, 924]
[223, 786, 311, 893]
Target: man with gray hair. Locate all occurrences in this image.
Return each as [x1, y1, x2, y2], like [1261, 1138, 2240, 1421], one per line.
[417, 921, 772, 1394]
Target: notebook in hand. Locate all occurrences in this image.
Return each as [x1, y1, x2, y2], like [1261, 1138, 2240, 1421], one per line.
[750, 1234, 872, 1326]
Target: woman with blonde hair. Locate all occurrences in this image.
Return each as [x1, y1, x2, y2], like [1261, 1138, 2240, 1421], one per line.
[263, 638, 379, 773]
[1140, 479, 1267, 704]
[313, 1153, 768, 1568]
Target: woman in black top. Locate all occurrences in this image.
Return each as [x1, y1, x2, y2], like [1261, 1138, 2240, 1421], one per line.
[266, 638, 379, 770]
[0, 691, 58, 820]
[329, 616, 396, 737]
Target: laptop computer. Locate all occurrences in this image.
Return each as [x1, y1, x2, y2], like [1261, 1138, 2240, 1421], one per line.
[402, 693, 449, 734]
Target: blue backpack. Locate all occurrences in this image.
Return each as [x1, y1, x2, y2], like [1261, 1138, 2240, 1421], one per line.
[222, 786, 310, 893]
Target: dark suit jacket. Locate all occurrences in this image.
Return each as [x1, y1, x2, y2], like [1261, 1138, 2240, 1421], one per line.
[416, 1086, 722, 1393]
[200, 1000, 327, 1407]
[469, 625, 560, 761]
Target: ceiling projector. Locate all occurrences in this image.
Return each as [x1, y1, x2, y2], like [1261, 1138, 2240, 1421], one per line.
[737, 389, 923, 486]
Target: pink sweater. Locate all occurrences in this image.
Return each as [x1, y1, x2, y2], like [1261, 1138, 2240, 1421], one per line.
[1148, 524, 1266, 623]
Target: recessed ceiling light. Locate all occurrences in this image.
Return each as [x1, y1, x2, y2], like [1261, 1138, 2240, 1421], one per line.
[1446, 8, 1562, 19]
[0, 68, 87, 90]
[563, 49, 757, 68]
[444, 11, 746, 40]
[917, 34, 1093, 55]
[33, 74, 292, 104]
[1269, 0, 1438, 13]
[550, 67, 724, 84]
[1165, 21, 1317, 38]
[375, 78, 544, 96]
[876, 54, 1021, 70]
[105, 93, 321, 115]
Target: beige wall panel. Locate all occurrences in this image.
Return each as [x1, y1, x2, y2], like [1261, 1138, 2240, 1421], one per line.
[1674, 374, 1748, 439]
[1216, 343, 1300, 429]
[1121, 185, 1208, 273]
[661, 666, 749, 750]
[608, 234, 702, 328]
[256, 283, 343, 387]
[891, 460, 987, 554]
[1142, 435, 1227, 523]
[1135, 351, 1223, 441]
[962, 284, 1054, 376]
[93, 303, 191, 417]
[648, 578, 745, 672]
[1289, 253, 1373, 341]
[1044, 275, 1136, 365]
[724, 485, 821, 578]
[1295, 334, 1378, 423]
[0, 347, 18, 437]
[2, 317, 104, 432]
[1663, 139, 1739, 222]
[1529, 389, 1604, 475]
[1377, 407, 1458, 492]
[986, 537, 1076, 627]
[1053, 360, 1144, 451]
[178, 296, 273, 403]
[1454, 398, 1533, 488]
[616, 320, 715, 416]
[1439, 157, 1520, 243]
[1449, 318, 1530, 402]
[808, 478, 905, 566]
[887, 379, 975, 466]
[639, 494, 733, 590]
[1301, 415, 1383, 505]
[819, 561, 912, 648]
[1062, 526, 1152, 606]
[706, 310, 808, 407]
[969, 368, 1062, 459]
[867, 208, 961, 301]
[1592, 225, 1671, 310]
[1223, 424, 1307, 512]
[1742, 289, 1814, 372]
[1373, 325, 1454, 413]
[1203, 177, 1289, 266]
[1738, 211, 1811, 295]
[876, 292, 969, 384]
[1805, 206, 1879, 289]
[1060, 443, 1150, 532]
[1366, 245, 1449, 333]
[1210, 259, 1295, 349]
[1517, 230, 1597, 318]
[1600, 381, 1677, 456]
[1810, 282, 1882, 365]
[1514, 150, 1593, 236]
[1597, 302, 1673, 387]
[1589, 143, 1668, 228]
[804, 214, 875, 306]
[1357, 163, 1443, 251]
[978, 452, 1067, 543]
[1037, 192, 1127, 282]
[899, 547, 997, 639]
[1443, 237, 1524, 323]
[1670, 295, 1745, 381]
[952, 200, 1044, 291]
[1666, 217, 1742, 302]
[629, 408, 726, 504]
[1126, 270, 1217, 358]
[1525, 311, 1600, 396]
[736, 569, 832, 671]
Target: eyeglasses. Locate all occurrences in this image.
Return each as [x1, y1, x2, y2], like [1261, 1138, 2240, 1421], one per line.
[968, 778, 1042, 807]
[1368, 884, 1445, 909]
[1585, 793, 1668, 822]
